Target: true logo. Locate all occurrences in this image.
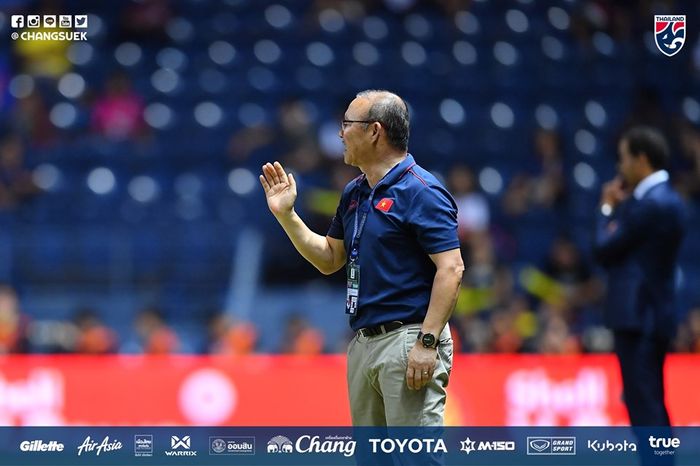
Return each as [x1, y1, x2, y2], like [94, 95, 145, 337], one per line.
[648, 436, 680, 457]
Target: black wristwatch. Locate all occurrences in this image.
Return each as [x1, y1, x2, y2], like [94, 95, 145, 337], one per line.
[417, 331, 438, 349]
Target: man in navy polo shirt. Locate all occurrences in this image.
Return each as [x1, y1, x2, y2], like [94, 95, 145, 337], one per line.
[259, 90, 464, 427]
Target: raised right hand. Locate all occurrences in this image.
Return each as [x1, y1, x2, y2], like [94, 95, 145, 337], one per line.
[600, 176, 627, 208]
[259, 161, 297, 218]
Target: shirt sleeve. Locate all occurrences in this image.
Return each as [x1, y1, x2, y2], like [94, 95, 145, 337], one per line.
[408, 185, 460, 254]
[327, 198, 345, 239]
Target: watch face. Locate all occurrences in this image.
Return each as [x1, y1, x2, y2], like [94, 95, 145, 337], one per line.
[422, 333, 436, 348]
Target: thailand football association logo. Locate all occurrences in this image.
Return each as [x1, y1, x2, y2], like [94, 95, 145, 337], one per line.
[654, 15, 685, 57]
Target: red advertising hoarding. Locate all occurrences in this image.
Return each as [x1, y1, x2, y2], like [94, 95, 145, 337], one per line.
[0, 355, 697, 426]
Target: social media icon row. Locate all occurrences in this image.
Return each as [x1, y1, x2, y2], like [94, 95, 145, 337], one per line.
[11, 15, 88, 29]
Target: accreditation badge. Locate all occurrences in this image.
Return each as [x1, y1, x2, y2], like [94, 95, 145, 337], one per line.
[345, 261, 360, 315]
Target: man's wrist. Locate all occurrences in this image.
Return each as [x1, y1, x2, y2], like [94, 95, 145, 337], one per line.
[417, 330, 439, 349]
[274, 208, 297, 224]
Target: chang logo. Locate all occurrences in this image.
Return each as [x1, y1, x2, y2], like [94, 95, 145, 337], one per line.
[267, 436, 293, 454]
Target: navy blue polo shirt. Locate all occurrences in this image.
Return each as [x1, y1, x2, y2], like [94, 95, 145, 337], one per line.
[327, 154, 460, 331]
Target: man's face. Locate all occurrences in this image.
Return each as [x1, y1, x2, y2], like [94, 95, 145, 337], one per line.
[339, 97, 371, 167]
[617, 138, 642, 187]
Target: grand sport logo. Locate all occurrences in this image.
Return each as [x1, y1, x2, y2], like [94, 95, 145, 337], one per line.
[460, 437, 515, 454]
[165, 435, 197, 457]
[77, 436, 123, 456]
[527, 437, 576, 455]
[588, 439, 636, 452]
[20, 440, 64, 452]
[267, 435, 355, 457]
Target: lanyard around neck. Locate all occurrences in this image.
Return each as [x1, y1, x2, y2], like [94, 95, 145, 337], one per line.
[349, 183, 379, 261]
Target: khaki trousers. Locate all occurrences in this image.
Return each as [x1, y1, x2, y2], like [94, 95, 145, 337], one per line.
[346, 323, 453, 426]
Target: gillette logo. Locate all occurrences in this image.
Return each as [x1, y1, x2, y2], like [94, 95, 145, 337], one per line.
[20, 440, 65, 452]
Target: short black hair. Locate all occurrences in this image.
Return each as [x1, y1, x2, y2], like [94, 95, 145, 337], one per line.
[356, 90, 410, 152]
[621, 126, 670, 170]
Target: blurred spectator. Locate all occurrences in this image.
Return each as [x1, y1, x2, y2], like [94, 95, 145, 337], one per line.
[489, 309, 523, 353]
[13, 5, 71, 79]
[503, 128, 567, 216]
[124, 307, 180, 354]
[448, 165, 490, 242]
[227, 124, 275, 165]
[676, 122, 700, 201]
[91, 72, 146, 141]
[11, 89, 56, 146]
[484, 295, 538, 353]
[523, 235, 603, 319]
[0, 134, 40, 209]
[208, 313, 258, 355]
[304, 160, 357, 232]
[72, 308, 118, 354]
[454, 235, 513, 316]
[675, 307, 700, 353]
[228, 98, 320, 170]
[0, 284, 29, 353]
[0, 54, 13, 118]
[118, 0, 173, 43]
[309, 0, 367, 25]
[281, 314, 324, 355]
[536, 313, 581, 354]
[622, 87, 673, 138]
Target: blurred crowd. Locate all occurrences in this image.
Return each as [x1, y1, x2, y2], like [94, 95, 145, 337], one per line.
[0, 0, 699, 354]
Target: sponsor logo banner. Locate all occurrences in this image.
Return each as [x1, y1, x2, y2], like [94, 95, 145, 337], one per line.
[0, 426, 698, 465]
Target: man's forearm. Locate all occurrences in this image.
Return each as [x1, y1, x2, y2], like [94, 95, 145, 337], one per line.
[276, 210, 339, 275]
[421, 266, 463, 335]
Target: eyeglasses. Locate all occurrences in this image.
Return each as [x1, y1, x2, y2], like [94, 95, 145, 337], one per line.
[341, 119, 374, 129]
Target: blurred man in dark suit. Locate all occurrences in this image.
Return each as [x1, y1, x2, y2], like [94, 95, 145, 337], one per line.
[594, 126, 686, 426]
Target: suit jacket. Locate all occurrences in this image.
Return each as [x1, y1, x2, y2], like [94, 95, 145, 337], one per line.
[594, 181, 686, 339]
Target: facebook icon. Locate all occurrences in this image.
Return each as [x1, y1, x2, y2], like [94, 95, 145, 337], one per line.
[11, 15, 24, 28]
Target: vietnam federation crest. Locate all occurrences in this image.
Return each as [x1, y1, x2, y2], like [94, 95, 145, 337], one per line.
[654, 15, 685, 57]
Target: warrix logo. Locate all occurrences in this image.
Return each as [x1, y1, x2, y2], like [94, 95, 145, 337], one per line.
[165, 435, 196, 457]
